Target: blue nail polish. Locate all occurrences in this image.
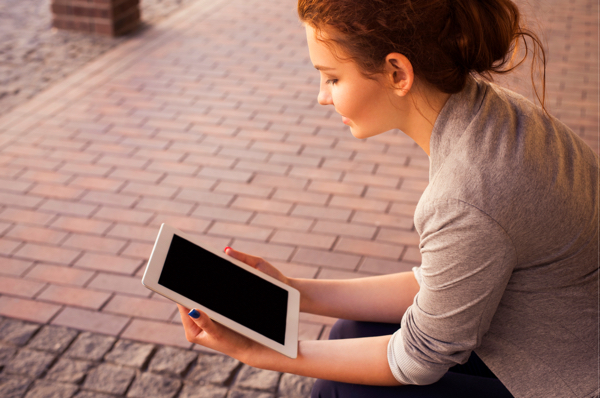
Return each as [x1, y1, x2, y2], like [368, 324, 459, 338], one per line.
[188, 309, 200, 319]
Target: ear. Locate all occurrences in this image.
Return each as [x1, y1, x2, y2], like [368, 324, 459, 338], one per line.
[384, 53, 414, 97]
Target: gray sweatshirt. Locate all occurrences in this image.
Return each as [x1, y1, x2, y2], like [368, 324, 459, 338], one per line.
[387, 76, 599, 398]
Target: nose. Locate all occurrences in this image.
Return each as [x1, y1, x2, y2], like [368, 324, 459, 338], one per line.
[317, 82, 333, 106]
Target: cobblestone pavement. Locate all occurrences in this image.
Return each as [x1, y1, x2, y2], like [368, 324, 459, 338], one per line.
[0, 0, 597, 397]
[0, 316, 314, 397]
[0, 0, 207, 117]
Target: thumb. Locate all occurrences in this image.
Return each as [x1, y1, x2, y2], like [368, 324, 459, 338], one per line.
[188, 308, 217, 335]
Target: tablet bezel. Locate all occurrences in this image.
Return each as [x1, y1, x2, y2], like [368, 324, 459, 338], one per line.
[142, 223, 299, 358]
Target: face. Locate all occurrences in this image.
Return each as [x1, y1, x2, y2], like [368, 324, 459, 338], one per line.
[305, 25, 401, 139]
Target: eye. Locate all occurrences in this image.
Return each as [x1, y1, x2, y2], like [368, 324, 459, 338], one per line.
[326, 79, 338, 85]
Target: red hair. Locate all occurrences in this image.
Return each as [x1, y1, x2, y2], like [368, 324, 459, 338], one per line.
[298, 0, 546, 107]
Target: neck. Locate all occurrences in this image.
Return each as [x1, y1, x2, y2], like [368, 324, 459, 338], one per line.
[398, 87, 450, 156]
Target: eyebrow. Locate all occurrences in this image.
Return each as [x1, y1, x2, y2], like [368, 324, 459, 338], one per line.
[314, 65, 336, 71]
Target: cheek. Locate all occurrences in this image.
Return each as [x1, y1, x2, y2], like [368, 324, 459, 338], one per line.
[340, 82, 385, 122]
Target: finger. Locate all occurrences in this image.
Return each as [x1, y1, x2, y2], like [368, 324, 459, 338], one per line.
[224, 247, 263, 268]
[177, 304, 202, 338]
[187, 308, 218, 336]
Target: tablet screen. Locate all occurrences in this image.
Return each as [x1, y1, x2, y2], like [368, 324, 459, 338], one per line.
[158, 234, 288, 345]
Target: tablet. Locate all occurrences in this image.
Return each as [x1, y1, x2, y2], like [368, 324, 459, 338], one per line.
[142, 224, 300, 358]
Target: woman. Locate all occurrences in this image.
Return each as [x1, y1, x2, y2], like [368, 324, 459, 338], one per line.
[178, 0, 599, 397]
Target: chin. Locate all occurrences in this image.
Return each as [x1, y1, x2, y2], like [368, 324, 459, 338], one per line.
[349, 127, 382, 140]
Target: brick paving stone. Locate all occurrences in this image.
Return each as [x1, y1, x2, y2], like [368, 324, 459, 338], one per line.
[0, 318, 40, 346]
[120, 319, 192, 349]
[0, 258, 34, 277]
[24, 264, 95, 287]
[45, 357, 93, 384]
[4, 348, 55, 378]
[104, 339, 155, 368]
[359, 258, 416, 275]
[127, 372, 182, 398]
[179, 383, 228, 398]
[37, 285, 111, 310]
[233, 366, 281, 393]
[0, 297, 62, 324]
[148, 346, 198, 377]
[24, 380, 78, 398]
[82, 363, 136, 395]
[0, 275, 46, 298]
[64, 332, 116, 362]
[278, 373, 316, 398]
[27, 325, 78, 354]
[186, 354, 240, 386]
[291, 248, 361, 271]
[52, 308, 129, 337]
[0, 374, 32, 398]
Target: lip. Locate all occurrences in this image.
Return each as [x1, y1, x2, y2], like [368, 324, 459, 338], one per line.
[341, 116, 350, 125]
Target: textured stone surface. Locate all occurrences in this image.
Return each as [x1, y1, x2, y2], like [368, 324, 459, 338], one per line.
[149, 346, 198, 376]
[4, 349, 55, 378]
[45, 357, 94, 383]
[0, 343, 18, 366]
[73, 391, 114, 398]
[228, 389, 274, 398]
[234, 366, 281, 393]
[278, 373, 316, 398]
[83, 363, 136, 395]
[0, 319, 40, 346]
[179, 383, 228, 398]
[104, 340, 155, 368]
[27, 325, 78, 354]
[0, 374, 32, 398]
[24, 379, 78, 398]
[186, 354, 240, 386]
[127, 372, 182, 398]
[65, 332, 116, 361]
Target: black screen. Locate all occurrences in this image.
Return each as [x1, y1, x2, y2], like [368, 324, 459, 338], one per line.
[158, 235, 288, 344]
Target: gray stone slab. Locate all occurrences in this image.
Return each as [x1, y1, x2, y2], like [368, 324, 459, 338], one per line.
[233, 366, 280, 393]
[82, 363, 136, 395]
[45, 357, 93, 384]
[186, 354, 240, 386]
[0, 318, 40, 346]
[179, 383, 229, 398]
[0, 343, 18, 366]
[0, 374, 32, 398]
[73, 392, 114, 398]
[24, 380, 78, 398]
[228, 389, 274, 398]
[65, 332, 115, 361]
[127, 372, 182, 398]
[4, 348, 56, 378]
[278, 373, 316, 398]
[27, 325, 78, 354]
[148, 346, 198, 376]
[104, 340, 155, 369]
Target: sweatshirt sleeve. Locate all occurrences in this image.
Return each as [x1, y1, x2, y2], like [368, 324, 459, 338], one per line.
[387, 199, 517, 385]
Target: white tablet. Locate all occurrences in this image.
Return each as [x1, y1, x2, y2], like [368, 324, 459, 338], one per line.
[142, 224, 300, 358]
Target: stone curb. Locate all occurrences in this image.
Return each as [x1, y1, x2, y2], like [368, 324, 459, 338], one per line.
[0, 316, 315, 398]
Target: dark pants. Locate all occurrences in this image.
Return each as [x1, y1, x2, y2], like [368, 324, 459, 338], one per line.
[311, 320, 514, 398]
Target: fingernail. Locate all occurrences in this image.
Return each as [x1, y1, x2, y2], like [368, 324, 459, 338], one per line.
[224, 246, 232, 253]
[188, 309, 200, 319]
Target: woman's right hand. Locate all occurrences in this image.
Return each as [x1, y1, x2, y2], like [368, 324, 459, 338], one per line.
[224, 247, 291, 286]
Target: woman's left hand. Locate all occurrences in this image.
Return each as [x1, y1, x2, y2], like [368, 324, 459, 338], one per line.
[177, 304, 258, 363]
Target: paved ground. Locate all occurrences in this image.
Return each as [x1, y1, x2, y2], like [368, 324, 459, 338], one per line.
[0, 0, 597, 396]
[0, 316, 313, 397]
[0, 0, 206, 118]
